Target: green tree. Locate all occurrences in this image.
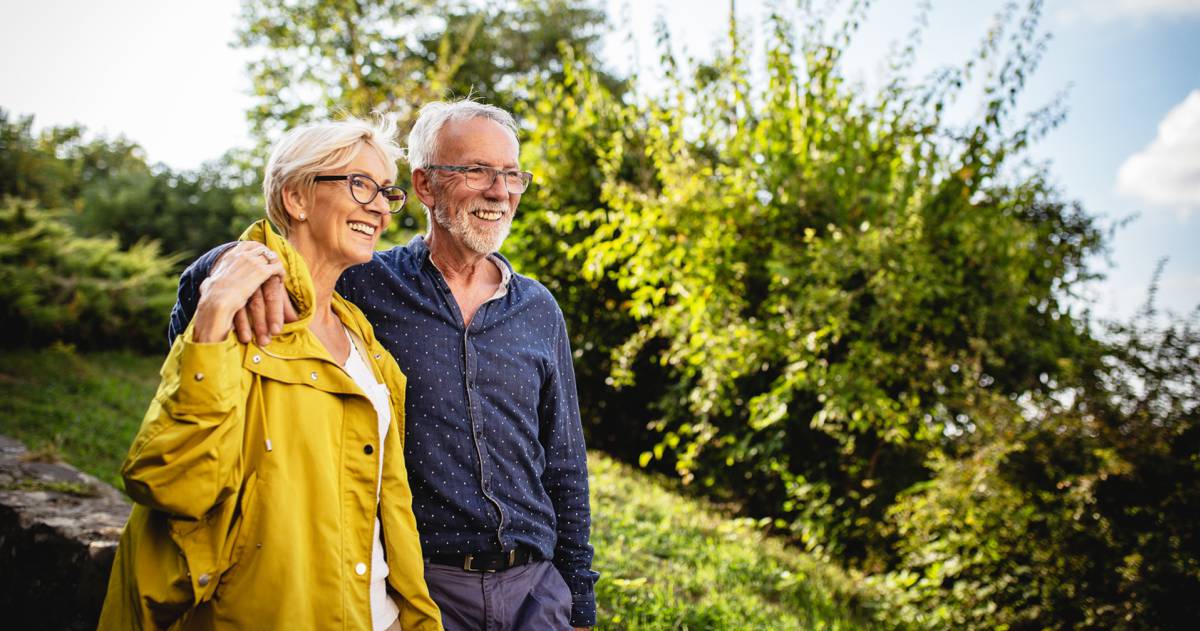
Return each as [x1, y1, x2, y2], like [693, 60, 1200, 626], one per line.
[0, 109, 149, 211]
[516, 3, 1200, 627]
[1, 109, 261, 261]
[75, 151, 263, 258]
[236, 0, 613, 139]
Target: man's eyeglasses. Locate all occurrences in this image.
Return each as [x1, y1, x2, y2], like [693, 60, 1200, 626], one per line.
[425, 165, 533, 194]
[314, 174, 407, 213]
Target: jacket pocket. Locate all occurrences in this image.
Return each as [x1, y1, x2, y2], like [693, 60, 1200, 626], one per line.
[109, 506, 196, 629]
[217, 470, 264, 590]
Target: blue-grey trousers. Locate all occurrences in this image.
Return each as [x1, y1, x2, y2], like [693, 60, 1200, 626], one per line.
[422, 560, 573, 631]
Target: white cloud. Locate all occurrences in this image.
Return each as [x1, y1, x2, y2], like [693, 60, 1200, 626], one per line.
[1055, 0, 1200, 25]
[1116, 90, 1200, 222]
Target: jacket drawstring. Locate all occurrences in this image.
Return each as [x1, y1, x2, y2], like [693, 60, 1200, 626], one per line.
[255, 371, 272, 452]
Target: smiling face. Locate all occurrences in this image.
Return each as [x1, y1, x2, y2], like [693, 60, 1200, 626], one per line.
[426, 117, 521, 255]
[288, 142, 395, 273]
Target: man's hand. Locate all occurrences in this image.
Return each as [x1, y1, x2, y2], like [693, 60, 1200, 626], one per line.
[195, 242, 296, 345]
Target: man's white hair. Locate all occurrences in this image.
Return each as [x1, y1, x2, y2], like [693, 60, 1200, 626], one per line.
[406, 100, 519, 170]
[263, 114, 403, 236]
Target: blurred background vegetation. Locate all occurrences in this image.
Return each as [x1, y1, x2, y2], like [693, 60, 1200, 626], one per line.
[1, 0, 1197, 628]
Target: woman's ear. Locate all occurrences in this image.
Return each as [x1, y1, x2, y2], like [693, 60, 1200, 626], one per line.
[283, 185, 309, 223]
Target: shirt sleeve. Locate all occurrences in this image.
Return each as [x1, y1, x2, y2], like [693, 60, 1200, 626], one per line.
[539, 308, 599, 627]
[168, 242, 237, 346]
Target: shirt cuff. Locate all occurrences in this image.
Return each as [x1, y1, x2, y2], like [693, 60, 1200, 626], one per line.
[569, 586, 597, 628]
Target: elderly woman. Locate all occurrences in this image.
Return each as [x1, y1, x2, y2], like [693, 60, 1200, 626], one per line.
[98, 117, 442, 630]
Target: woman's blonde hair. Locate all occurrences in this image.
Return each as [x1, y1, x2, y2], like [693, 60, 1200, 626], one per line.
[263, 114, 404, 236]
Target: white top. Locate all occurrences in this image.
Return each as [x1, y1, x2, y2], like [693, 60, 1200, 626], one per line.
[342, 328, 400, 631]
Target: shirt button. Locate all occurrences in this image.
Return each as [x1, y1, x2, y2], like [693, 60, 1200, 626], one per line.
[363, 444, 374, 455]
[197, 573, 211, 587]
[194, 372, 204, 381]
[355, 562, 367, 576]
[252, 354, 262, 363]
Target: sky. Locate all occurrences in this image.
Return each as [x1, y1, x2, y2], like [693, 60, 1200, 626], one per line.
[1, 0, 1198, 321]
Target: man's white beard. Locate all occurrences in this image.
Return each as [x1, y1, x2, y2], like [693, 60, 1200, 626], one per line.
[433, 199, 512, 255]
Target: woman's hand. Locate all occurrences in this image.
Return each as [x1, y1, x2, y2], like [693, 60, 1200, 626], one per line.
[192, 245, 285, 343]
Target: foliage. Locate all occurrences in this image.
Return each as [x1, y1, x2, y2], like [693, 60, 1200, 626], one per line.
[0, 199, 181, 351]
[528, 0, 1102, 565]
[878, 306, 1200, 630]
[74, 151, 263, 258]
[0, 347, 894, 629]
[408, 0, 618, 116]
[508, 49, 660, 460]
[514, 6, 1196, 629]
[236, 0, 613, 138]
[0, 109, 260, 260]
[0, 108, 149, 211]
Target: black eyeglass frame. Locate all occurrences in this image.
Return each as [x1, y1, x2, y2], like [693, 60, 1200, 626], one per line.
[313, 174, 407, 213]
[424, 164, 534, 194]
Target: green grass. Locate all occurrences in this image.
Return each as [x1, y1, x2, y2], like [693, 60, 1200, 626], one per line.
[0, 348, 889, 629]
[590, 454, 884, 630]
[0, 345, 162, 488]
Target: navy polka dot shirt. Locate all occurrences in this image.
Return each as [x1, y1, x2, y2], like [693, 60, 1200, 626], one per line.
[169, 235, 598, 627]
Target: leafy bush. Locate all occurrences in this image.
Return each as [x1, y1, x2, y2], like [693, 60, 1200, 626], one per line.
[0, 198, 180, 351]
[508, 49, 665, 461]
[521, 1, 1101, 563]
[878, 308, 1199, 629]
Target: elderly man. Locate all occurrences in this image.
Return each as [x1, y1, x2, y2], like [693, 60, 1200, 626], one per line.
[169, 101, 597, 630]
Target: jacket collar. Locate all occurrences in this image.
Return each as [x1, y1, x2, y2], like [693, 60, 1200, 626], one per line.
[238, 219, 378, 359]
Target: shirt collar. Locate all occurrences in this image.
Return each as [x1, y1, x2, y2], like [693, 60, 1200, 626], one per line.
[413, 234, 512, 300]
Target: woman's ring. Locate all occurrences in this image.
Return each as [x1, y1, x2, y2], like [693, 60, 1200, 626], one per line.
[260, 250, 276, 263]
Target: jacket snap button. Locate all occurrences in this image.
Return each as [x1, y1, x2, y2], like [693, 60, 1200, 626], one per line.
[197, 573, 211, 587]
[310, 372, 318, 380]
[252, 355, 262, 363]
[374, 353, 381, 360]
[194, 372, 204, 381]
[355, 562, 367, 576]
[363, 444, 374, 455]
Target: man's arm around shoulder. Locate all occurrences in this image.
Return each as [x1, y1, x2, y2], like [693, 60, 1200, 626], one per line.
[169, 241, 295, 348]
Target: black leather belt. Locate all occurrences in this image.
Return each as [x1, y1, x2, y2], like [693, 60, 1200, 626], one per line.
[428, 548, 535, 572]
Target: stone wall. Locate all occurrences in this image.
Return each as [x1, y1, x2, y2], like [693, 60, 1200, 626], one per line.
[0, 435, 129, 630]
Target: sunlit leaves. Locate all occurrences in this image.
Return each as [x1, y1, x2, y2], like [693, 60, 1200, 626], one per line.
[528, 1, 1100, 566]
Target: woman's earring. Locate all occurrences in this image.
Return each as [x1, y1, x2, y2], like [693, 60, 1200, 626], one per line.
[298, 213, 307, 221]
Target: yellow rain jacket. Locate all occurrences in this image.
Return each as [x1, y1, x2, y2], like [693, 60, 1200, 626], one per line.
[98, 220, 442, 630]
